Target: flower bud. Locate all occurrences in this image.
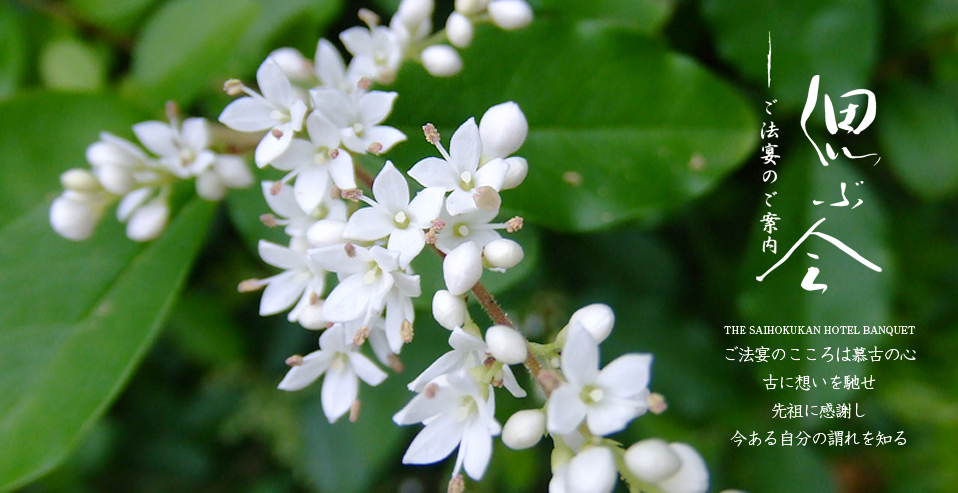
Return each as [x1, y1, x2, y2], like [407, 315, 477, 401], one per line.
[306, 219, 347, 247]
[488, 0, 533, 30]
[567, 447, 617, 493]
[61, 169, 101, 193]
[624, 439, 681, 483]
[656, 443, 709, 493]
[196, 171, 227, 201]
[443, 241, 482, 295]
[268, 47, 314, 81]
[50, 195, 101, 241]
[568, 303, 615, 343]
[502, 409, 545, 449]
[293, 298, 325, 329]
[86, 140, 140, 169]
[214, 155, 254, 188]
[486, 324, 527, 364]
[502, 156, 528, 189]
[421, 45, 463, 77]
[454, 0, 488, 15]
[483, 238, 524, 270]
[432, 289, 466, 330]
[446, 13, 474, 48]
[126, 197, 169, 242]
[95, 164, 136, 195]
[479, 101, 528, 158]
[396, 0, 434, 30]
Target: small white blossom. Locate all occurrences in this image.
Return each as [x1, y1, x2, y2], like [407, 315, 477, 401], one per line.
[278, 325, 388, 422]
[655, 443, 709, 493]
[443, 241, 483, 296]
[393, 369, 501, 480]
[339, 25, 403, 84]
[310, 87, 406, 155]
[256, 240, 327, 319]
[482, 238, 524, 271]
[551, 446, 618, 493]
[342, 161, 444, 267]
[546, 325, 652, 436]
[485, 324, 527, 365]
[434, 206, 502, 253]
[409, 118, 509, 216]
[262, 181, 347, 242]
[408, 327, 526, 398]
[218, 59, 309, 167]
[313, 38, 369, 93]
[479, 101, 528, 160]
[432, 289, 467, 330]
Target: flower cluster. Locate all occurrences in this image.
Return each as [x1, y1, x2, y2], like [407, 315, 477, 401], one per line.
[50, 105, 253, 241]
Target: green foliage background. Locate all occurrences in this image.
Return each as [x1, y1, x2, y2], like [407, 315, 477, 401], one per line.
[1, 0, 957, 491]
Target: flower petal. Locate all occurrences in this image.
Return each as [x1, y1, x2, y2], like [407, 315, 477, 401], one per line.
[348, 352, 388, 386]
[444, 188, 477, 216]
[260, 270, 308, 315]
[258, 58, 293, 107]
[450, 117, 481, 173]
[322, 362, 358, 422]
[327, 150, 357, 190]
[343, 207, 395, 241]
[596, 353, 653, 399]
[461, 416, 494, 480]
[546, 384, 588, 435]
[387, 227, 425, 267]
[372, 161, 410, 212]
[181, 118, 210, 153]
[562, 325, 599, 388]
[132, 121, 178, 157]
[294, 164, 331, 213]
[278, 350, 334, 391]
[408, 156, 458, 189]
[259, 240, 305, 270]
[322, 274, 371, 322]
[254, 123, 294, 167]
[402, 413, 464, 465]
[219, 97, 275, 132]
[407, 187, 445, 226]
[357, 91, 398, 125]
[474, 157, 508, 191]
[315, 38, 346, 88]
[586, 396, 644, 436]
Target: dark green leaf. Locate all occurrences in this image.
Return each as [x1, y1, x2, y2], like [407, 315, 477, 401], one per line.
[537, 0, 674, 34]
[389, 22, 757, 231]
[66, 0, 161, 34]
[703, 0, 879, 113]
[39, 38, 108, 92]
[0, 198, 216, 492]
[0, 3, 26, 99]
[126, 0, 259, 108]
[878, 81, 958, 200]
[738, 144, 892, 407]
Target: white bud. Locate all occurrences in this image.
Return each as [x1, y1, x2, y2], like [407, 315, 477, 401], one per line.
[483, 238, 524, 270]
[567, 447, 617, 493]
[479, 101, 528, 158]
[502, 409, 545, 449]
[718, 491, 748, 493]
[86, 140, 140, 169]
[454, 0, 488, 15]
[486, 324, 527, 364]
[624, 439, 681, 484]
[488, 0, 533, 30]
[195, 171, 227, 201]
[268, 47, 314, 81]
[396, 0, 434, 30]
[443, 241, 482, 295]
[50, 195, 100, 241]
[214, 155, 254, 188]
[421, 45, 463, 77]
[293, 298, 325, 330]
[656, 443, 709, 493]
[60, 169, 101, 193]
[306, 219, 347, 247]
[432, 289, 466, 330]
[501, 156, 528, 189]
[446, 13, 474, 48]
[95, 164, 136, 195]
[126, 197, 169, 242]
[568, 303, 615, 343]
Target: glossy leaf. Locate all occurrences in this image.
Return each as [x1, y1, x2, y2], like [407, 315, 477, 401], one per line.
[878, 81, 958, 200]
[738, 144, 892, 407]
[389, 22, 757, 232]
[0, 198, 216, 492]
[703, 0, 879, 113]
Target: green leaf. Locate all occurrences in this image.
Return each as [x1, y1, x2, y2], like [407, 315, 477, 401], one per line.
[232, 0, 344, 72]
[388, 22, 757, 232]
[0, 198, 216, 492]
[126, 0, 259, 108]
[0, 93, 146, 228]
[536, 0, 675, 34]
[738, 144, 892, 408]
[66, 0, 160, 34]
[732, 445, 836, 493]
[0, 3, 26, 99]
[39, 38, 108, 92]
[878, 81, 958, 200]
[702, 0, 879, 113]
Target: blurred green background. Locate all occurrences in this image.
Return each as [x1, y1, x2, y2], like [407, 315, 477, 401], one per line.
[1, 0, 957, 492]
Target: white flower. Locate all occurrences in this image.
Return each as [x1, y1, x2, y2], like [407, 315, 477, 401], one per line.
[310, 244, 420, 353]
[393, 369, 501, 480]
[86, 132, 152, 195]
[312, 38, 370, 93]
[655, 443, 709, 493]
[310, 87, 406, 155]
[482, 238, 524, 271]
[278, 325, 388, 422]
[546, 325, 652, 436]
[262, 180, 348, 244]
[256, 240, 327, 320]
[443, 241, 483, 296]
[342, 161, 445, 267]
[551, 446, 618, 493]
[433, 207, 502, 253]
[218, 59, 309, 167]
[339, 25, 403, 84]
[432, 289, 467, 330]
[408, 327, 526, 398]
[271, 111, 357, 213]
[409, 118, 508, 216]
